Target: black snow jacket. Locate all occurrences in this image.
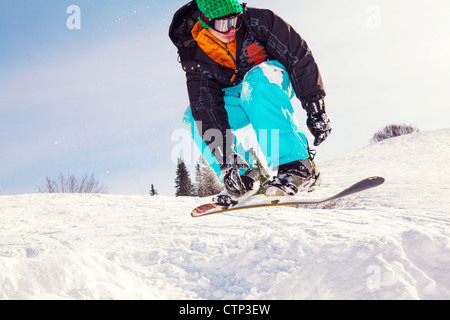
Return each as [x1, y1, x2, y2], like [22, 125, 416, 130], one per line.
[169, 1, 325, 155]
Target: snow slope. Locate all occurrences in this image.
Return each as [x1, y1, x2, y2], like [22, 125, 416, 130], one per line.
[1, 128, 450, 300]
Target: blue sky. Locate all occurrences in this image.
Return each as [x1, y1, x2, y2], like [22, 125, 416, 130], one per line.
[1, 0, 450, 196]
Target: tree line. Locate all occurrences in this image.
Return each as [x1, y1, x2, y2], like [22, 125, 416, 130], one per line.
[35, 155, 222, 198]
[174, 156, 223, 197]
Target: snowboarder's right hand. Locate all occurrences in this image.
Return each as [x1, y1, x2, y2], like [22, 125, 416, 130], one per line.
[220, 153, 250, 197]
[307, 112, 332, 146]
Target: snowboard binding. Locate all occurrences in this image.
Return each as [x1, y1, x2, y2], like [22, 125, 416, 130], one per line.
[212, 148, 271, 207]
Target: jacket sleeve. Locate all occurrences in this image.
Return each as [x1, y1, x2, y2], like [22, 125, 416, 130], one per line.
[249, 9, 326, 101]
[186, 71, 233, 162]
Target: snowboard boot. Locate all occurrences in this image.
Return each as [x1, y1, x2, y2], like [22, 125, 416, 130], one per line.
[213, 166, 267, 206]
[266, 157, 321, 197]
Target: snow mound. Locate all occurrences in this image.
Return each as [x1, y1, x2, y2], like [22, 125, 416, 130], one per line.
[1, 128, 450, 299]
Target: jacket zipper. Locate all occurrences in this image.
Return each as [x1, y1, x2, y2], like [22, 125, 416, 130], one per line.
[225, 44, 239, 83]
[206, 34, 240, 84]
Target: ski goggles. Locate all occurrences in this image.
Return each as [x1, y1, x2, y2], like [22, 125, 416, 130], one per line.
[200, 12, 244, 34]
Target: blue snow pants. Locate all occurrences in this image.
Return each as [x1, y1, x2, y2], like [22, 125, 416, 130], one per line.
[183, 60, 310, 179]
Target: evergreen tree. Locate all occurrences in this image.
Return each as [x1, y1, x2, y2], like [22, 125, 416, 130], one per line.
[174, 158, 195, 196]
[149, 184, 158, 196]
[194, 161, 203, 197]
[195, 156, 224, 197]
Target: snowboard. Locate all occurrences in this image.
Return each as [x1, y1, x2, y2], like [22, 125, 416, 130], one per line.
[191, 176, 385, 217]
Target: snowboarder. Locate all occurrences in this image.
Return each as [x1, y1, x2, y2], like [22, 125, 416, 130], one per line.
[169, 0, 332, 200]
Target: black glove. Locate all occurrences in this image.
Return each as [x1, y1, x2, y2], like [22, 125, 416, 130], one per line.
[303, 96, 332, 146]
[220, 152, 250, 197]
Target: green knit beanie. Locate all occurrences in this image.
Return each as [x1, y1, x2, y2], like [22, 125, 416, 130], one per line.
[196, 0, 243, 29]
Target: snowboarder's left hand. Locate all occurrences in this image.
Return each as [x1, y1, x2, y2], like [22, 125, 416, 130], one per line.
[302, 96, 332, 146]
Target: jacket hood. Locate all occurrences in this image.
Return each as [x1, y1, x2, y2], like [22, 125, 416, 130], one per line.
[169, 1, 200, 49]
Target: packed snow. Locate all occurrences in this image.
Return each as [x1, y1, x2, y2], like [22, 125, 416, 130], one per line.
[1, 128, 450, 300]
